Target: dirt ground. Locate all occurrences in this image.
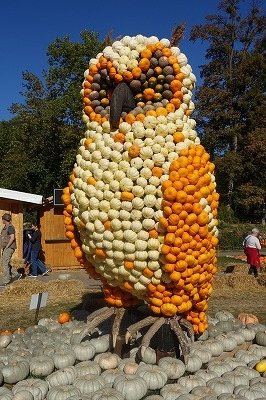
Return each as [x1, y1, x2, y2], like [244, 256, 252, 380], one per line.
[0, 253, 265, 331]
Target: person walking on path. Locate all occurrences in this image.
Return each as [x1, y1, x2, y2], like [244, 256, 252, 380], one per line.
[0, 213, 22, 286]
[27, 222, 50, 277]
[243, 227, 261, 278]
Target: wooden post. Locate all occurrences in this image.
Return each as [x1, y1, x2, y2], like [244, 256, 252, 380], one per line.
[113, 310, 132, 358]
[34, 293, 43, 325]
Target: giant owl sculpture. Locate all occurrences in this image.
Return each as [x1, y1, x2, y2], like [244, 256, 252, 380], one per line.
[62, 34, 219, 337]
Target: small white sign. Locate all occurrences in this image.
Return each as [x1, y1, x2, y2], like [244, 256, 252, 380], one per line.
[29, 292, 48, 310]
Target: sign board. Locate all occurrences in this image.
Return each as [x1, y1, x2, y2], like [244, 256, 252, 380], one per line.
[29, 292, 48, 310]
[53, 188, 64, 206]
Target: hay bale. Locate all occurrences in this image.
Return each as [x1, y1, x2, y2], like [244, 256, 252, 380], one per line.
[230, 264, 250, 274]
[0, 279, 86, 299]
[226, 274, 260, 289]
[213, 275, 229, 290]
[258, 273, 266, 287]
[260, 263, 266, 273]
[213, 273, 261, 290]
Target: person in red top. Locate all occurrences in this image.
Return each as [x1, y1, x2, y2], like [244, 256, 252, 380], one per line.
[243, 228, 261, 278]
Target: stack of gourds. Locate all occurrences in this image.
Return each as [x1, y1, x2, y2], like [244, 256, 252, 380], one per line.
[62, 34, 219, 334]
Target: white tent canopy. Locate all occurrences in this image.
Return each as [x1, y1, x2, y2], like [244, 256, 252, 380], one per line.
[0, 188, 43, 205]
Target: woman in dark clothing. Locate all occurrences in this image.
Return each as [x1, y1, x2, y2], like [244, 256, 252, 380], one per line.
[23, 228, 33, 265]
[27, 222, 50, 277]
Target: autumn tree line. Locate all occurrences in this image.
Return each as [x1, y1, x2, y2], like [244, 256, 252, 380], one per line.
[0, 0, 265, 224]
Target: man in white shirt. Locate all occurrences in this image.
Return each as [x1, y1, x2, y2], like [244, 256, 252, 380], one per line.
[243, 228, 261, 278]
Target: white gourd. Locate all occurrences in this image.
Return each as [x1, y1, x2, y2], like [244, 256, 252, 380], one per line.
[113, 374, 148, 400]
[72, 374, 106, 396]
[160, 383, 189, 399]
[95, 352, 120, 370]
[52, 349, 76, 369]
[178, 375, 206, 392]
[2, 361, 29, 384]
[29, 355, 54, 377]
[0, 335, 12, 348]
[92, 387, 124, 400]
[46, 366, 77, 387]
[13, 378, 49, 399]
[72, 341, 96, 361]
[74, 360, 101, 377]
[12, 391, 34, 400]
[136, 364, 168, 390]
[46, 385, 81, 400]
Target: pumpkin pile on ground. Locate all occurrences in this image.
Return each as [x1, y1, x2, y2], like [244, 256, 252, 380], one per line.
[62, 34, 219, 355]
[0, 312, 265, 399]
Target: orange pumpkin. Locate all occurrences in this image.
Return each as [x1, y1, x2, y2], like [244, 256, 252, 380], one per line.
[237, 313, 259, 325]
[58, 312, 71, 324]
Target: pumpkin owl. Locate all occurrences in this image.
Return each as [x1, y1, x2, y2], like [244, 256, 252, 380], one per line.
[62, 34, 219, 335]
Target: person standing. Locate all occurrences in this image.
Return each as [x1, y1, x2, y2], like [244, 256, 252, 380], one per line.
[0, 214, 22, 286]
[243, 228, 261, 278]
[27, 222, 50, 277]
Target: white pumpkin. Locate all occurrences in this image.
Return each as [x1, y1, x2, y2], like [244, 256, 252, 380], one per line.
[185, 354, 202, 373]
[138, 346, 156, 364]
[191, 386, 217, 398]
[207, 360, 233, 376]
[89, 336, 110, 354]
[72, 341, 96, 361]
[45, 366, 77, 388]
[73, 374, 106, 396]
[13, 378, 49, 400]
[113, 374, 148, 400]
[92, 387, 124, 400]
[0, 387, 13, 400]
[52, 349, 76, 369]
[160, 383, 189, 399]
[46, 385, 81, 400]
[234, 365, 261, 380]
[101, 368, 124, 385]
[12, 390, 34, 400]
[222, 370, 250, 387]
[204, 338, 224, 357]
[158, 357, 186, 379]
[0, 335, 12, 348]
[2, 360, 29, 384]
[234, 384, 265, 399]
[94, 352, 120, 369]
[191, 346, 212, 364]
[178, 374, 206, 392]
[195, 369, 219, 383]
[215, 334, 238, 352]
[206, 377, 234, 395]
[74, 360, 101, 377]
[29, 355, 54, 377]
[136, 364, 168, 390]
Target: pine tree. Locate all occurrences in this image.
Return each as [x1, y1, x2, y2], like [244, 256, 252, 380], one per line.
[190, 0, 266, 221]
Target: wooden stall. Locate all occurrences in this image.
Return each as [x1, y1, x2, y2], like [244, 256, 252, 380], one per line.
[0, 188, 80, 269]
[38, 198, 80, 269]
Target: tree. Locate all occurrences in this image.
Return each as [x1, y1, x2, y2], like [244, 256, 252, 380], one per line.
[190, 0, 266, 221]
[2, 30, 105, 197]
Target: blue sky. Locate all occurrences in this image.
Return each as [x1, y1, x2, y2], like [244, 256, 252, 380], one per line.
[0, 0, 262, 121]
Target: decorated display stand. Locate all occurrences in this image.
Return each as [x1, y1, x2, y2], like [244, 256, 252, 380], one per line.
[62, 32, 219, 363]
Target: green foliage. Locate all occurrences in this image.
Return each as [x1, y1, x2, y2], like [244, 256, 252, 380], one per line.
[190, 0, 266, 222]
[217, 204, 239, 225]
[0, 30, 106, 197]
[218, 223, 266, 250]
